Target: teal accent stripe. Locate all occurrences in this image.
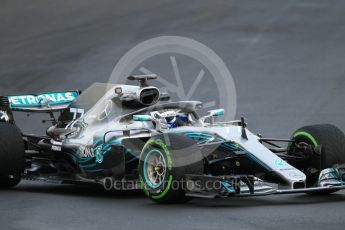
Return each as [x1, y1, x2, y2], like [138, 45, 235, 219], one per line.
[221, 181, 235, 193]
[85, 169, 104, 173]
[80, 163, 97, 168]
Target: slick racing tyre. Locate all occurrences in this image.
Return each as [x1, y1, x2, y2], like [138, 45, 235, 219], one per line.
[289, 124, 345, 194]
[0, 122, 25, 189]
[139, 133, 204, 204]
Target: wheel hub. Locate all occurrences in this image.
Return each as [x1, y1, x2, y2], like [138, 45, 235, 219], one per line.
[145, 149, 167, 188]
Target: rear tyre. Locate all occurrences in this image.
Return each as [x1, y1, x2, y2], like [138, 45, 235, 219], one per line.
[0, 122, 25, 189]
[139, 133, 204, 204]
[289, 124, 345, 195]
[0, 176, 21, 189]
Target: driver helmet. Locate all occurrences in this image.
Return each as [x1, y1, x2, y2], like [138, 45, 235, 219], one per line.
[165, 114, 188, 128]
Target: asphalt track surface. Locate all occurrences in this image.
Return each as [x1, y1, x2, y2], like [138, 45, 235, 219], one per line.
[1, 0, 345, 229]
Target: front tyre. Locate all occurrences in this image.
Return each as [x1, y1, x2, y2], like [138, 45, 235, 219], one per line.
[289, 124, 345, 194]
[139, 133, 204, 204]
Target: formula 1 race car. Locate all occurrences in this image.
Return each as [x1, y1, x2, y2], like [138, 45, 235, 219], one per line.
[1, 75, 345, 203]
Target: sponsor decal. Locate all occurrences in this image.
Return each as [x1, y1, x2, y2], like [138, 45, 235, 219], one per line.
[279, 168, 295, 171]
[8, 91, 78, 107]
[95, 145, 105, 163]
[79, 146, 95, 158]
[288, 172, 305, 179]
[94, 144, 113, 164]
[51, 145, 62, 151]
[50, 140, 63, 146]
[275, 159, 287, 167]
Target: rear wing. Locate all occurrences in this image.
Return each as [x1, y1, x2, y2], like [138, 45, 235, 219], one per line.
[2, 91, 79, 112]
[5, 91, 79, 112]
[0, 91, 79, 123]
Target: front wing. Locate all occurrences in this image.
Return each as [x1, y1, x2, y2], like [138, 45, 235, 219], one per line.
[184, 167, 345, 199]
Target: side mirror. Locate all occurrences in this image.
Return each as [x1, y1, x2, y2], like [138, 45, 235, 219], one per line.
[133, 114, 152, 121]
[208, 109, 225, 117]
